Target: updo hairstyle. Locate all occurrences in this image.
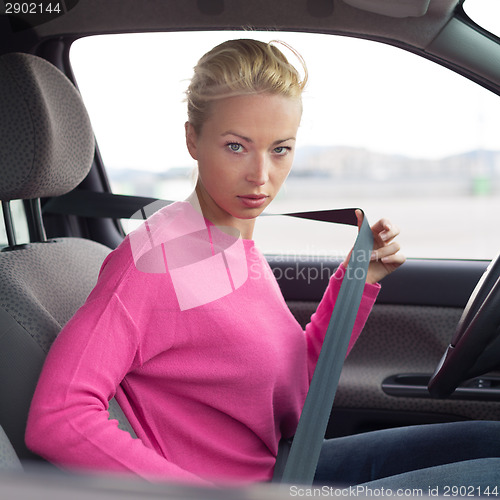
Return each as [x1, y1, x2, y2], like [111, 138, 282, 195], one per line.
[186, 38, 308, 133]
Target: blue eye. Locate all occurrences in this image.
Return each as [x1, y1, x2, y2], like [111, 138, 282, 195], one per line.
[226, 142, 243, 153]
[274, 146, 291, 155]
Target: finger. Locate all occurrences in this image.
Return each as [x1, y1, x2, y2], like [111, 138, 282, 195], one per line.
[378, 222, 400, 243]
[369, 217, 390, 233]
[371, 241, 401, 261]
[370, 218, 392, 241]
[381, 252, 406, 266]
[355, 209, 363, 229]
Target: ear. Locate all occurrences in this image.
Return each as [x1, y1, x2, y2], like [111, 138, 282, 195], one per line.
[185, 122, 198, 161]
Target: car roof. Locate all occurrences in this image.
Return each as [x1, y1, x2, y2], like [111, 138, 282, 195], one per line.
[1, 0, 499, 94]
[0, 0, 458, 47]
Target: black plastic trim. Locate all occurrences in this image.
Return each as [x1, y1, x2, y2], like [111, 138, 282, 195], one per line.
[271, 257, 487, 307]
[383, 373, 500, 401]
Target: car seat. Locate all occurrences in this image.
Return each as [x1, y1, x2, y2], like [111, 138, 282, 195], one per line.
[0, 52, 136, 463]
[0, 426, 23, 472]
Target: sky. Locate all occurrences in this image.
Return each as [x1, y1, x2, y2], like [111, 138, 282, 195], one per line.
[70, 4, 500, 173]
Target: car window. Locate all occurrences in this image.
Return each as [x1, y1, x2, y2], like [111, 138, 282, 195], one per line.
[71, 31, 500, 259]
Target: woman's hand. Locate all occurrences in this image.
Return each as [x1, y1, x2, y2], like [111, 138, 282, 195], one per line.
[343, 210, 406, 285]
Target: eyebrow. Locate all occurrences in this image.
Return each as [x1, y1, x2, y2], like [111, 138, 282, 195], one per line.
[222, 131, 296, 145]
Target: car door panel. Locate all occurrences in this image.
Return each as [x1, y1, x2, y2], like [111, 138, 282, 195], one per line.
[272, 257, 500, 437]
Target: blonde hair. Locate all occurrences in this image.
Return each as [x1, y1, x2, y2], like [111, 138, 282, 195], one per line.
[186, 38, 308, 133]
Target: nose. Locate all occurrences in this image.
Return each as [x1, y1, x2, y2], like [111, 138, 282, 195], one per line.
[246, 153, 269, 186]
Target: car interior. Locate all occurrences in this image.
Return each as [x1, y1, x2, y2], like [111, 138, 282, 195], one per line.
[0, 0, 500, 496]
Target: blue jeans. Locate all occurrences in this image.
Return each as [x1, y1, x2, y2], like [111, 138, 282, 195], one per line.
[315, 421, 500, 491]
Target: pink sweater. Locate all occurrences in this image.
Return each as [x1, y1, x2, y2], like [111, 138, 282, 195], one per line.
[26, 201, 379, 485]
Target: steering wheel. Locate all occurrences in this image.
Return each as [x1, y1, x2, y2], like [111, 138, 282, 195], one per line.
[428, 253, 500, 398]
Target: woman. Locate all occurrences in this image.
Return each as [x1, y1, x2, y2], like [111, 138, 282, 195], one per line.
[25, 39, 498, 489]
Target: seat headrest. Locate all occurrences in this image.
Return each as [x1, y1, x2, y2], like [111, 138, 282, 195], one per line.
[0, 53, 95, 201]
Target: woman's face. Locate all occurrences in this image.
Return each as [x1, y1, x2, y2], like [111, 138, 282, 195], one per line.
[185, 93, 302, 239]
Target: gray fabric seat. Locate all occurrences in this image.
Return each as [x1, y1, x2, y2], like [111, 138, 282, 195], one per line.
[0, 53, 135, 463]
[0, 426, 23, 472]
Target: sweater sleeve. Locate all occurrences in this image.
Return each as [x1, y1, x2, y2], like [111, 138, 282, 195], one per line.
[305, 265, 380, 380]
[25, 292, 210, 486]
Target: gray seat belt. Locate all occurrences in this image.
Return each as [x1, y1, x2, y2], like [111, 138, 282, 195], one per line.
[44, 191, 373, 485]
[273, 208, 373, 485]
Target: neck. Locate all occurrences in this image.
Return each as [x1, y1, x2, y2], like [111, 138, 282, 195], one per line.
[191, 185, 256, 240]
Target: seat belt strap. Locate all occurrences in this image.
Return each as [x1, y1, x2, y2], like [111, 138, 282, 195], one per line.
[43, 190, 169, 220]
[44, 190, 373, 485]
[277, 210, 373, 485]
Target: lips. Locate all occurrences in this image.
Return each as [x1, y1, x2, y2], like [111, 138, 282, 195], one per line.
[237, 194, 269, 208]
